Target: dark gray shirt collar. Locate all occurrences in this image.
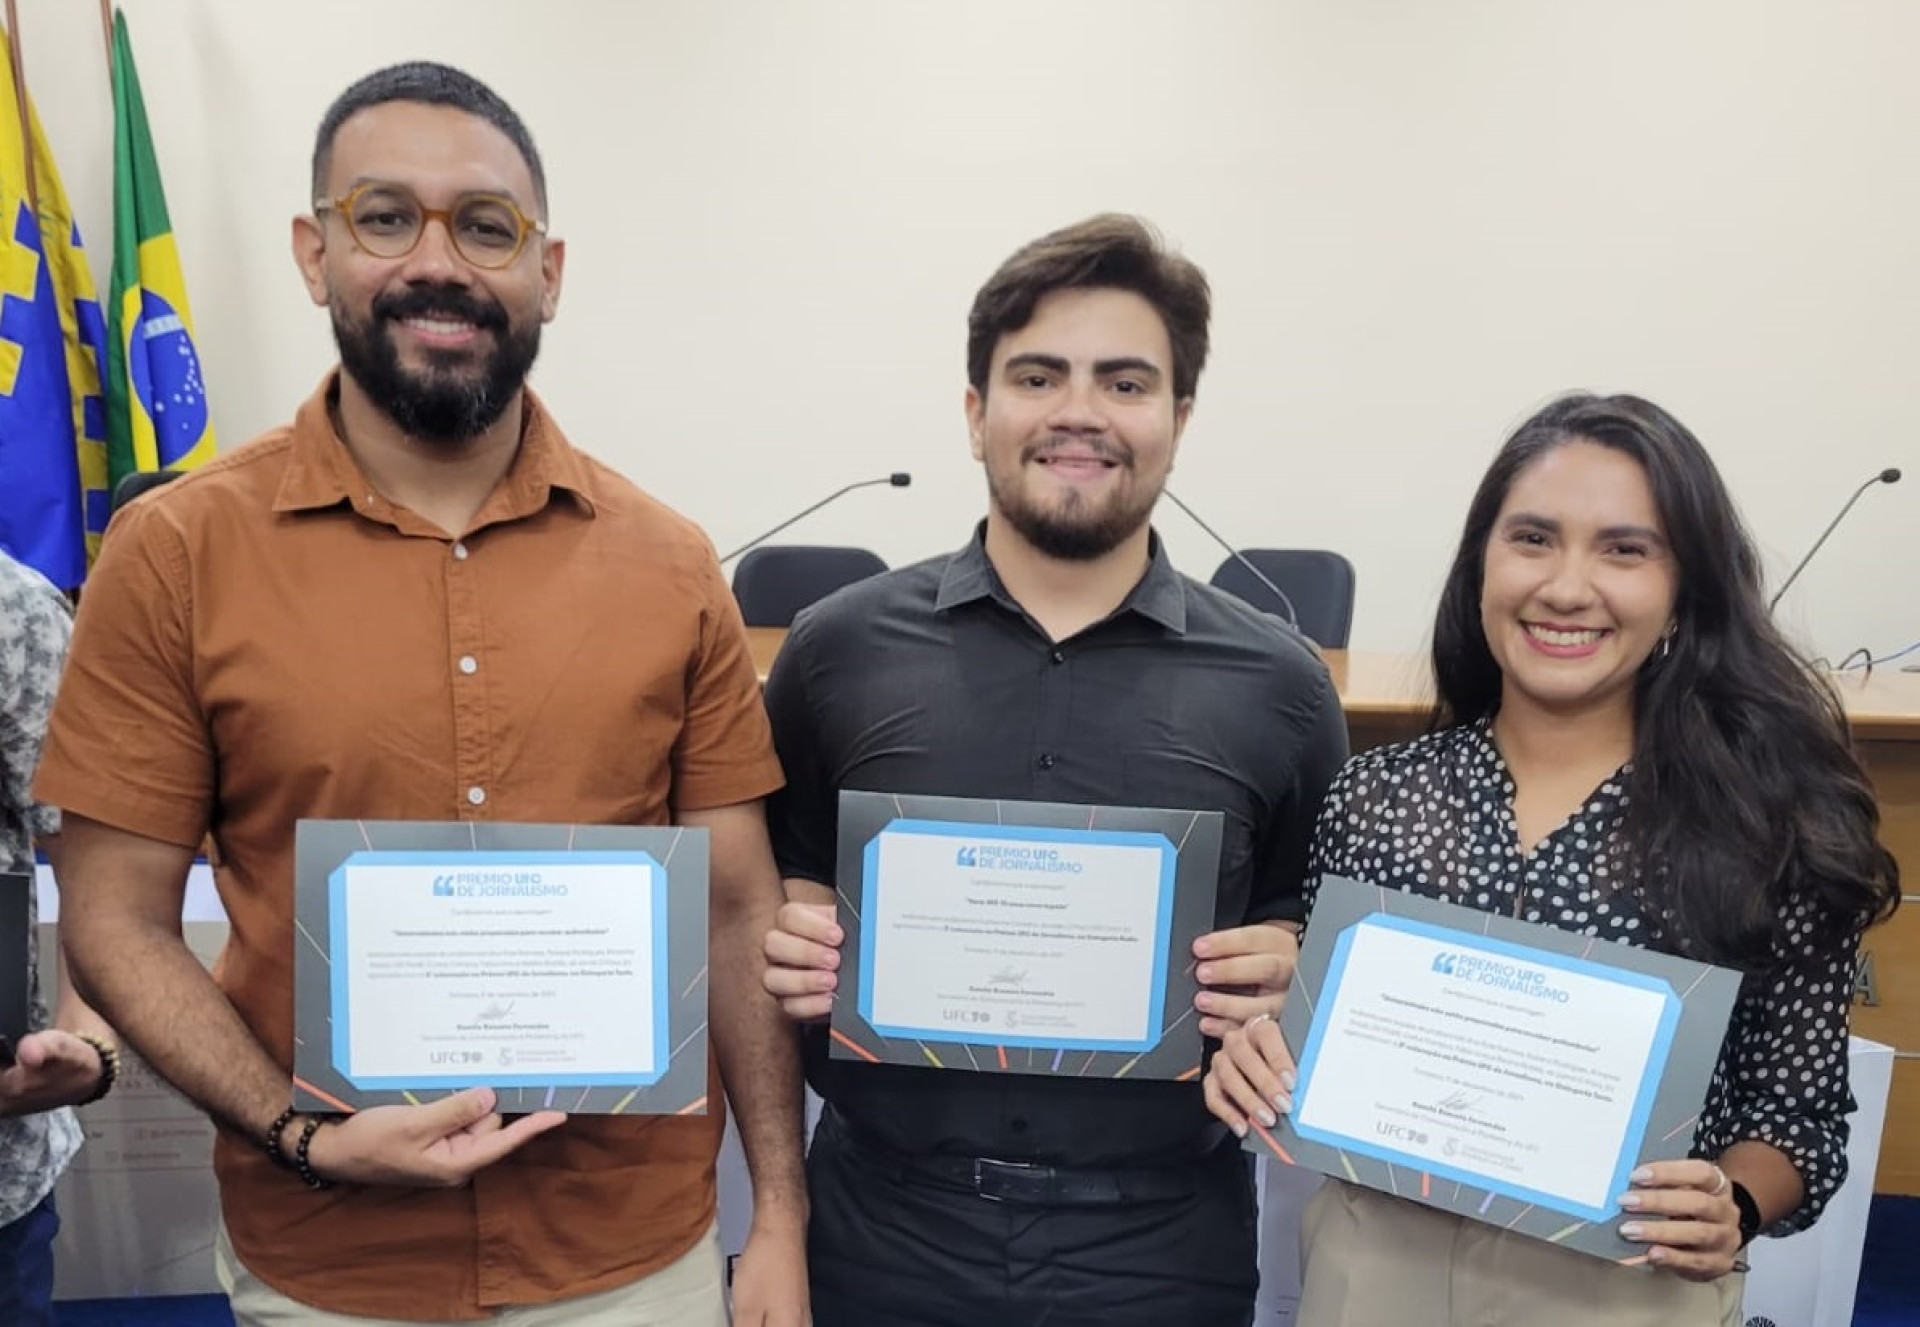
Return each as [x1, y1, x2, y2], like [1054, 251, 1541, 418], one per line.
[933, 520, 1189, 635]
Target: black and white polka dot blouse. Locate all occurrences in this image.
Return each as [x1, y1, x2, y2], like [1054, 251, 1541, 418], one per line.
[1304, 722, 1857, 1234]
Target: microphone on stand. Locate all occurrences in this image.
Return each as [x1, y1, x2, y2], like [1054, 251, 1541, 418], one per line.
[1767, 467, 1902, 612]
[719, 473, 912, 565]
[1160, 488, 1300, 629]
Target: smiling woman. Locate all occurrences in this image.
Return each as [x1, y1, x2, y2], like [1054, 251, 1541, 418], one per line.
[1205, 391, 1902, 1327]
[1477, 440, 1679, 756]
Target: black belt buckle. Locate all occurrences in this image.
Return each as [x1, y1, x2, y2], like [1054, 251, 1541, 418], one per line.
[973, 1156, 1046, 1203]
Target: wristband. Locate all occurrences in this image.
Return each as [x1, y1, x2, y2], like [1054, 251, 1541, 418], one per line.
[71, 1033, 119, 1106]
[1728, 1179, 1763, 1248]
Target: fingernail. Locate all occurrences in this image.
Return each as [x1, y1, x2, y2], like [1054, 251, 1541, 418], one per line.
[1618, 1193, 1643, 1210]
[1279, 1069, 1297, 1091]
[1618, 1222, 1644, 1240]
[1231, 1121, 1247, 1139]
[1256, 1108, 1277, 1128]
[1273, 1093, 1293, 1115]
[1630, 1167, 1653, 1184]
[1646, 1248, 1667, 1265]
[1196, 965, 1213, 984]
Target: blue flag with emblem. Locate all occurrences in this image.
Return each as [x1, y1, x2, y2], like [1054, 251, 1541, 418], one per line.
[0, 22, 110, 590]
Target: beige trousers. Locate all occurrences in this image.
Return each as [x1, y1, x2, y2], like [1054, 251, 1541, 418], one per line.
[216, 1219, 729, 1326]
[1296, 1180, 1744, 1327]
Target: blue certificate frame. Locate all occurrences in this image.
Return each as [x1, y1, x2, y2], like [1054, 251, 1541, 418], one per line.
[1245, 876, 1741, 1261]
[856, 819, 1180, 1053]
[326, 850, 672, 1091]
[829, 791, 1225, 1081]
[293, 820, 710, 1117]
[1291, 913, 1683, 1224]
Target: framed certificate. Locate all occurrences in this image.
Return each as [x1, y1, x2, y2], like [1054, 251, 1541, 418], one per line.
[1245, 875, 1741, 1260]
[0, 870, 29, 1060]
[292, 820, 709, 1117]
[829, 791, 1224, 1081]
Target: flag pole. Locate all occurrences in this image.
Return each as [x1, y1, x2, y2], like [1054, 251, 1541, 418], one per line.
[4, 0, 38, 212]
[99, 1, 114, 74]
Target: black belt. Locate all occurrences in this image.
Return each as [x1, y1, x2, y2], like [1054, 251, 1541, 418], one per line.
[826, 1110, 1206, 1208]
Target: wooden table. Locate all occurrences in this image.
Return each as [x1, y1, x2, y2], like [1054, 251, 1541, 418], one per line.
[747, 628, 1920, 1192]
[1833, 669, 1920, 1193]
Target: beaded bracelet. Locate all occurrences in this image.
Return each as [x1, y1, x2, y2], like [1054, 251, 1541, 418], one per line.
[71, 1033, 120, 1106]
[262, 1105, 301, 1171]
[293, 1114, 332, 1191]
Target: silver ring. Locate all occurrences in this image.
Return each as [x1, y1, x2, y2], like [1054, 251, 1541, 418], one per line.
[1709, 1164, 1728, 1196]
[1244, 1012, 1275, 1032]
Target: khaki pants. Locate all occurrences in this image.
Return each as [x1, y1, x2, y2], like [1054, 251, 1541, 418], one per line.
[216, 1220, 728, 1326]
[1297, 1180, 1744, 1327]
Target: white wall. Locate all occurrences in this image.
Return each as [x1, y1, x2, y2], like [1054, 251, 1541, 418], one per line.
[18, 0, 1918, 656]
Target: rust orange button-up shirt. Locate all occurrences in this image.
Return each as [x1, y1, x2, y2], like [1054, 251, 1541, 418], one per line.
[35, 375, 783, 1320]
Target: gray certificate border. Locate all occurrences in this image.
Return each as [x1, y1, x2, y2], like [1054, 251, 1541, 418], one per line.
[829, 791, 1225, 1081]
[293, 819, 709, 1117]
[1245, 875, 1741, 1261]
[0, 869, 29, 1045]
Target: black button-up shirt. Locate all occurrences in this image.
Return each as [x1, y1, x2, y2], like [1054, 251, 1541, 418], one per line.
[765, 527, 1348, 1167]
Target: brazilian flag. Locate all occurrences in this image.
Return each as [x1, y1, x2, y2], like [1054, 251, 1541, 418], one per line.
[105, 8, 215, 494]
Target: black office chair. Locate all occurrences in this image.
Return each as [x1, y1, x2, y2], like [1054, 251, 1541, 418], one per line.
[732, 546, 888, 628]
[1209, 549, 1357, 648]
[110, 467, 186, 514]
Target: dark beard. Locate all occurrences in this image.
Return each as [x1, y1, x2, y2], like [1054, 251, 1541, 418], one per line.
[1000, 491, 1149, 560]
[333, 283, 541, 444]
[990, 444, 1155, 560]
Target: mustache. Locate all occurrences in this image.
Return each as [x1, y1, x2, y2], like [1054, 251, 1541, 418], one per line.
[372, 284, 508, 331]
[1021, 436, 1132, 467]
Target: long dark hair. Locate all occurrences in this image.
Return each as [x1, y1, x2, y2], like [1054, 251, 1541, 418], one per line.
[1432, 392, 1899, 970]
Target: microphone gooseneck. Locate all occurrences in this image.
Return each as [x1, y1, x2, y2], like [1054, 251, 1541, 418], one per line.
[1767, 468, 1902, 612]
[1161, 489, 1300, 629]
[719, 473, 913, 565]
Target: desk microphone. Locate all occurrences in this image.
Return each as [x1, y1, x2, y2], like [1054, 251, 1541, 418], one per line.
[1767, 467, 1902, 612]
[1161, 488, 1300, 629]
[719, 473, 912, 565]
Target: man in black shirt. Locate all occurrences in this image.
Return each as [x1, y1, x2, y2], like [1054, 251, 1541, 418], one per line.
[762, 215, 1347, 1327]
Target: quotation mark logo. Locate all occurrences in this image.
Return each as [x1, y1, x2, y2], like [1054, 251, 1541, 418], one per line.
[432, 875, 455, 897]
[1431, 952, 1457, 975]
[955, 847, 978, 867]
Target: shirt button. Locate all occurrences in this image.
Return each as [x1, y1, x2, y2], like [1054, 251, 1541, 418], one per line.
[458, 655, 478, 675]
[1037, 754, 1056, 770]
[1049, 650, 1066, 665]
[452, 542, 470, 560]
[467, 786, 486, 806]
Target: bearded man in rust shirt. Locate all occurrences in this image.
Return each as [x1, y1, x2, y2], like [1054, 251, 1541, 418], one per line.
[35, 62, 806, 1326]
